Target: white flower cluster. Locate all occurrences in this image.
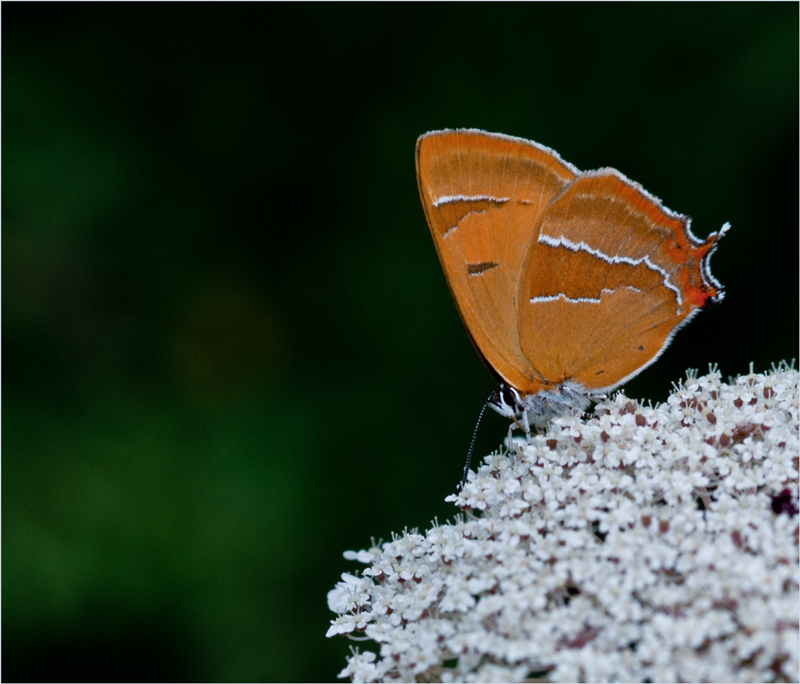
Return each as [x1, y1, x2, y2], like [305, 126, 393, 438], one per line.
[327, 363, 799, 683]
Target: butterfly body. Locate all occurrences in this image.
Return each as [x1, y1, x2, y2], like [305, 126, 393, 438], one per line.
[416, 129, 727, 427]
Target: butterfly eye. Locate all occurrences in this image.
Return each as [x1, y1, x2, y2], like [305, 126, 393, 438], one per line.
[488, 383, 521, 418]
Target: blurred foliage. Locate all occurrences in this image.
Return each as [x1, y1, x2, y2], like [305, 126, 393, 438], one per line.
[3, 4, 797, 682]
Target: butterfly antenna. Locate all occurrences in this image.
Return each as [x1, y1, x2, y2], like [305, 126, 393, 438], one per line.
[457, 393, 493, 495]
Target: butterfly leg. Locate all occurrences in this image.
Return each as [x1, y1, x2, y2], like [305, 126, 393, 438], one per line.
[506, 414, 531, 456]
[506, 422, 517, 455]
[520, 410, 533, 442]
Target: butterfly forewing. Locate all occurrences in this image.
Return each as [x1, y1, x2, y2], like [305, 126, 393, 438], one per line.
[416, 130, 576, 394]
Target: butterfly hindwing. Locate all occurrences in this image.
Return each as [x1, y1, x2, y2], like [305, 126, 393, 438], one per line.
[517, 171, 725, 391]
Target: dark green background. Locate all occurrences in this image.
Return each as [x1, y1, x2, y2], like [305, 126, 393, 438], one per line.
[4, 4, 797, 682]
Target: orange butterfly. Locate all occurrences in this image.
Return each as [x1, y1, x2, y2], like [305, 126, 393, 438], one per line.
[416, 129, 727, 433]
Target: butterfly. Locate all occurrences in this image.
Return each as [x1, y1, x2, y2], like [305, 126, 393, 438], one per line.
[416, 129, 727, 434]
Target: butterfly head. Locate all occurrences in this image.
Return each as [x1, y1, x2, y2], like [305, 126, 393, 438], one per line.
[488, 381, 594, 430]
